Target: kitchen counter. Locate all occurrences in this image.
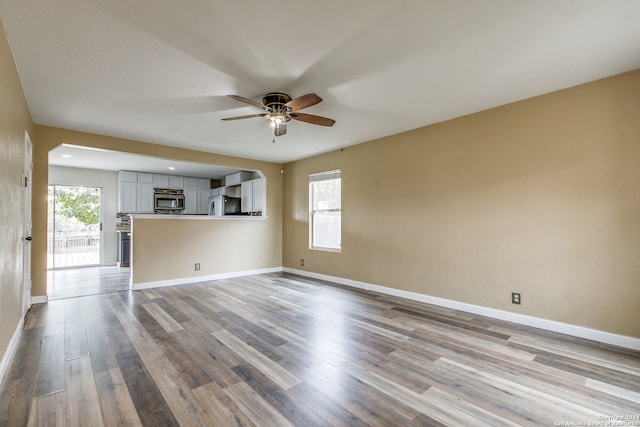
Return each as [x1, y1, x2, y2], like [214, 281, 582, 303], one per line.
[130, 214, 267, 220]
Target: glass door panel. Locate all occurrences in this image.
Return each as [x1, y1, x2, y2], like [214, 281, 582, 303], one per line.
[47, 185, 102, 269]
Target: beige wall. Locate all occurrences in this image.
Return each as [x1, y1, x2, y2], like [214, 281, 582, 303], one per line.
[33, 125, 283, 297]
[130, 217, 278, 286]
[0, 21, 34, 364]
[283, 70, 640, 338]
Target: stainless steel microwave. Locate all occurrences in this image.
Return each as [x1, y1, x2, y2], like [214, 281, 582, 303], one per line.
[154, 188, 185, 213]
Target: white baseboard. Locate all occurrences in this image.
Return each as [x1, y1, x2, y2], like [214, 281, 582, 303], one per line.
[31, 295, 48, 305]
[284, 268, 640, 351]
[0, 315, 25, 389]
[132, 267, 283, 291]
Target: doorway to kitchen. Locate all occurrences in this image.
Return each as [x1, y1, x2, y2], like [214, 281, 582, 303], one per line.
[47, 185, 102, 269]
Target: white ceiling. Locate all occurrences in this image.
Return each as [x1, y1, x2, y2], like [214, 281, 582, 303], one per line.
[2, 0, 640, 168]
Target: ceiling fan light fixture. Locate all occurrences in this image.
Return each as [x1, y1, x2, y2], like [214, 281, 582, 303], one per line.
[223, 92, 334, 142]
[274, 122, 287, 137]
[270, 114, 286, 127]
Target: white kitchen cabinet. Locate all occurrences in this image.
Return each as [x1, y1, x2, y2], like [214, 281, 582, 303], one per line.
[120, 170, 138, 183]
[169, 175, 184, 189]
[137, 183, 154, 213]
[211, 186, 224, 197]
[118, 171, 155, 213]
[183, 178, 211, 214]
[182, 177, 197, 214]
[196, 179, 212, 214]
[252, 178, 265, 211]
[183, 187, 197, 214]
[119, 171, 220, 215]
[138, 172, 153, 184]
[184, 177, 198, 187]
[153, 174, 169, 188]
[137, 173, 154, 213]
[241, 181, 251, 212]
[241, 178, 265, 213]
[197, 188, 211, 214]
[225, 171, 253, 186]
[118, 181, 137, 213]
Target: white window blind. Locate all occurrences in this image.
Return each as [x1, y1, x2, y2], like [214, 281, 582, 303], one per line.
[309, 170, 341, 251]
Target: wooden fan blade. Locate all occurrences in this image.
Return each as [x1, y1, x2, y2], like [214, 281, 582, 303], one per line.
[290, 112, 335, 127]
[284, 93, 322, 111]
[221, 113, 267, 121]
[227, 95, 269, 110]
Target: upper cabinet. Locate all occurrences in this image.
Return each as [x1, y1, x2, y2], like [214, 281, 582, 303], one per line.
[196, 179, 211, 214]
[137, 173, 154, 213]
[153, 173, 184, 189]
[118, 181, 137, 213]
[120, 171, 138, 183]
[241, 178, 265, 214]
[225, 171, 253, 186]
[153, 174, 169, 188]
[169, 175, 184, 189]
[119, 169, 265, 216]
[183, 177, 212, 214]
[211, 186, 226, 197]
[137, 173, 153, 184]
[184, 177, 198, 187]
[118, 171, 154, 213]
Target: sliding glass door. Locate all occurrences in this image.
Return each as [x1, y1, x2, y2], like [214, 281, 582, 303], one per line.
[47, 185, 102, 269]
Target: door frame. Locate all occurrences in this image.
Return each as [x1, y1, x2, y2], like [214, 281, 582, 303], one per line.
[23, 131, 33, 315]
[48, 184, 103, 269]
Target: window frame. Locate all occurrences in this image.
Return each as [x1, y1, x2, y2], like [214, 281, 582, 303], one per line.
[309, 169, 342, 252]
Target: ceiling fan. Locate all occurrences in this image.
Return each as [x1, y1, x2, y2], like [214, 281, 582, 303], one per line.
[222, 92, 335, 138]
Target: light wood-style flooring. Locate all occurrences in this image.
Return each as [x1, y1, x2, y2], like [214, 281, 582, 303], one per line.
[47, 266, 130, 300]
[2, 273, 639, 426]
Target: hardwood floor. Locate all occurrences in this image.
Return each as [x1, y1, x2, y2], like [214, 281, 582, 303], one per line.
[47, 266, 130, 300]
[2, 273, 639, 426]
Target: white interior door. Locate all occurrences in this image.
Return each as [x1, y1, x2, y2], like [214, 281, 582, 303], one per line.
[23, 132, 33, 314]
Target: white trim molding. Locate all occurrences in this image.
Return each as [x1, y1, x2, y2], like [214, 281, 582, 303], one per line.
[30, 295, 48, 305]
[283, 268, 640, 351]
[0, 316, 25, 388]
[132, 267, 283, 291]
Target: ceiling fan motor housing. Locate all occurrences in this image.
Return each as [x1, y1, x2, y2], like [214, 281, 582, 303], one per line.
[262, 92, 292, 112]
[263, 92, 293, 125]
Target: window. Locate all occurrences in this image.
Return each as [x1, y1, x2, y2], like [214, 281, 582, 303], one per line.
[309, 170, 341, 251]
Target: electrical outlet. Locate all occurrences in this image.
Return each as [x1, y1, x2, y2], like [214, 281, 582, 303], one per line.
[195, 263, 200, 271]
[300, 258, 304, 266]
[511, 292, 521, 305]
